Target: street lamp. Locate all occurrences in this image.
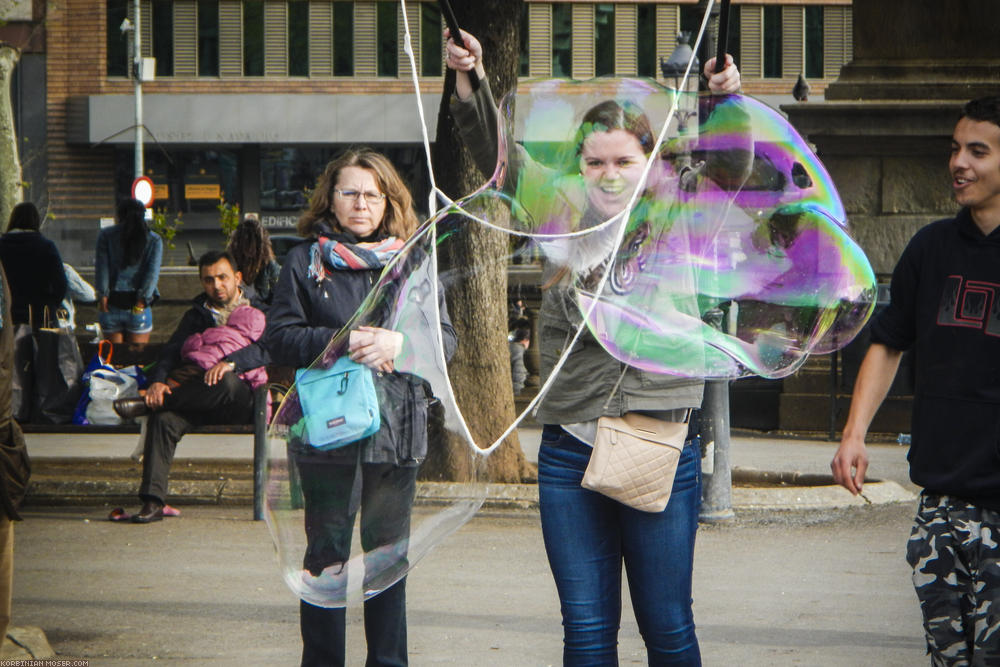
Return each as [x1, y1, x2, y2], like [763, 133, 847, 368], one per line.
[660, 33, 700, 170]
[120, 5, 143, 181]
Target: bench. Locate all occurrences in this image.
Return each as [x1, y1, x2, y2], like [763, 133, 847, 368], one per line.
[24, 340, 288, 521]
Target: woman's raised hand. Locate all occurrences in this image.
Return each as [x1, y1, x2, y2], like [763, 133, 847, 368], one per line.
[703, 54, 741, 94]
[445, 28, 485, 100]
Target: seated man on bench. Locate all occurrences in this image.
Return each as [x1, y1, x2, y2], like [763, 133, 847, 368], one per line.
[113, 250, 270, 523]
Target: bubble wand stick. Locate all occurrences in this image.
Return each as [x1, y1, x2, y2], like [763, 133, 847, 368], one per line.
[714, 0, 731, 74]
[439, 0, 480, 91]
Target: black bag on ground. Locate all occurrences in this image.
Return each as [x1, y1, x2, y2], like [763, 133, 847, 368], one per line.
[11, 322, 34, 422]
[30, 319, 84, 424]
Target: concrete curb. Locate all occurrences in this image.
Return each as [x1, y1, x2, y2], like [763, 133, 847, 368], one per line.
[24, 459, 917, 512]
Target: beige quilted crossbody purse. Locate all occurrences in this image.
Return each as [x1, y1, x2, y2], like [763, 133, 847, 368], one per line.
[581, 412, 689, 513]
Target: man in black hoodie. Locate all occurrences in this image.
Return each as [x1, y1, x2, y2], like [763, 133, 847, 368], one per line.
[114, 250, 269, 524]
[832, 96, 1000, 664]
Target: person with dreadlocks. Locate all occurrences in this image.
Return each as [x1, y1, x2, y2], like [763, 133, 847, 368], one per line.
[228, 213, 281, 306]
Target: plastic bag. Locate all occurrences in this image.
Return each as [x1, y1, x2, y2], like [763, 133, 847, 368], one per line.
[73, 341, 146, 425]
[84, 367, 141, 425]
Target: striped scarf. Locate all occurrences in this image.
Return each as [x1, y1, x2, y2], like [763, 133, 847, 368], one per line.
[307, 236, 405, 283]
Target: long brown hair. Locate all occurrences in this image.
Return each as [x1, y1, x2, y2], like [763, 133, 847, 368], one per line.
[297, 148, 420, 241]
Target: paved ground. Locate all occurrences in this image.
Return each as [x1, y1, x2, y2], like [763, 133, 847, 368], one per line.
[9, 430, 925, 664]
[10, 501, 925, 666]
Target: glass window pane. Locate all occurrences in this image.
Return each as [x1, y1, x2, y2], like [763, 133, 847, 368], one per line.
[152, 0, 173, 76]
[727, 5, 741, 71]
[333, 2, 354, 76]
[805, 6, 824, 79]
[594, 4, 614, 76]
[288, 1, 309, 76]
[377, 1, 397, 77]
[763, 5, 782, 78]
[107, 0, 129, 77]
[420, 3, 441, 77]
[551, 4, 571, 78]
[636, 5, 655, 77]
[678, 6, 701, 68]
[519, 3, 528, 77]
[198, 0, 219, 76]
[244, 1, 264, 76]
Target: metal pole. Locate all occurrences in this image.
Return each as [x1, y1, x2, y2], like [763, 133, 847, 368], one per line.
[700, 378, 734, 521]
[133, 0, 143, 180]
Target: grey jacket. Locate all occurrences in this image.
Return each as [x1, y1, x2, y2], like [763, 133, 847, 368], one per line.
[451, 80, 703, 424]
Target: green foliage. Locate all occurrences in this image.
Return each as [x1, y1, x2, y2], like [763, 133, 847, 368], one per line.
[150, 208, 183, 249]
[217, 198, 241, 239]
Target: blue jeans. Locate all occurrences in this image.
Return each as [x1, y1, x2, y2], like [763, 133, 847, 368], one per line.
[538, 425, 702, 666]
[99, 305, 153, 334]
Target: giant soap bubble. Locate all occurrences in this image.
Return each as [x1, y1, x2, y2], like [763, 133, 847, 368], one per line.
[266, 77, 876, 608]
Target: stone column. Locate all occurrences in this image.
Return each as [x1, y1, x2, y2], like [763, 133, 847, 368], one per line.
[783, 0, 1000, 276]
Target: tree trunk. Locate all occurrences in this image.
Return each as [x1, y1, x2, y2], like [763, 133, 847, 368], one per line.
[423, 0, 532, 483]
[0, 44, 23, 228]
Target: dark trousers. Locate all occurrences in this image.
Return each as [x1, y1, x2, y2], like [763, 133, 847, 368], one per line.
[300, 580, 408, 667]
[139, 372, 253, 503]
[296, 458, 416, 666]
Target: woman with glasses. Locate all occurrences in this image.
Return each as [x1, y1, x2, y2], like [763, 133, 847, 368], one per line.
[265, 148, 457, 666]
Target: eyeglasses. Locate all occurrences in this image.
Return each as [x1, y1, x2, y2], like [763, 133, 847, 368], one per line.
[334, 189, 386, 205]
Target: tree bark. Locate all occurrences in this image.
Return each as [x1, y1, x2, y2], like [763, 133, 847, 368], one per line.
[422, 0, 532, 483]
[0, 44, 23, 228]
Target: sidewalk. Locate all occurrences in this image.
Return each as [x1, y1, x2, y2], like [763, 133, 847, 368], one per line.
[22, 427, 918, 511]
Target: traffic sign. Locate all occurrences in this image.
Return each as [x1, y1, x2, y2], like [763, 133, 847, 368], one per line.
[131, 176, 155, 208]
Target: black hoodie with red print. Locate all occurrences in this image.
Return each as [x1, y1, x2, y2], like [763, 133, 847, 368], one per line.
[871, 207, 1000, 509]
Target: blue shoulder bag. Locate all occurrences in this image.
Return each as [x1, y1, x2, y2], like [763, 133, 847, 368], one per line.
[295, 356, 381, 449]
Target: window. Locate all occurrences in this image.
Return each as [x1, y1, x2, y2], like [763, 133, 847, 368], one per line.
[116, 148, 240, 222]
[377, 1, 397, 77]
[244, 1, 264, 76]
[333, 2, 354, 76]
[107, 0, 129, 77]
[636, 5, 656, 77]
[727, 5, 741, 71]
[805, 6, 824, 79]
[594, 4, 614, 76]
[198, 0, 220, 76]
[763, 5, 782, 78]
[679, 5, 702, 68]
[519, 3, 528, 76]
[152, 0, 174, 76]
[288, 1, 309, 76]
[551, 3, 571, 78]
[420, 3, 441, 77]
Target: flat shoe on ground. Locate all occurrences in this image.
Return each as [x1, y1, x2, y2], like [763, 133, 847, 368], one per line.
[109, 505, 180, 522]
[131, 500, 165, 524]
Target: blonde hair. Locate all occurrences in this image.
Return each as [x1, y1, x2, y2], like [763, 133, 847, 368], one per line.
[298, 148, 420, 241]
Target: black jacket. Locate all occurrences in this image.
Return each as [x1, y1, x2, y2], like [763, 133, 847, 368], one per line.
[0, 230, 67, 325]
[147, 287, 271, 385]
[871, 208, 1000, 509]
[265, 228, 457, 465]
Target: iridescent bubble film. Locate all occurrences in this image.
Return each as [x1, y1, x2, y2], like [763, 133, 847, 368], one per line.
[456, 79, 875, 379]
[265, 77, 876, 609]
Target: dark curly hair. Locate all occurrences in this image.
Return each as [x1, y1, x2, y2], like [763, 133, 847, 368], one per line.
[227, 215, 274, 284]
[963, 96, 1000, 130]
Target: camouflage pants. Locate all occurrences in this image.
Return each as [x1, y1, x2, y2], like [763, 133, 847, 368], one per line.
[906, 493, 1000, 666]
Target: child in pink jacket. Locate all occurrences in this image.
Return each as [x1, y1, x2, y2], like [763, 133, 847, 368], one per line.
[177, 304, 268, 390]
